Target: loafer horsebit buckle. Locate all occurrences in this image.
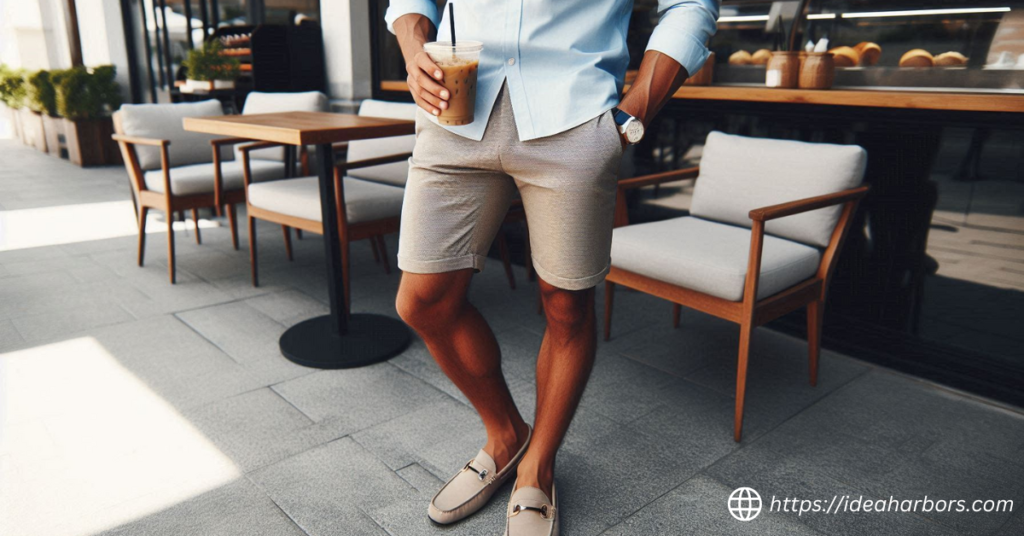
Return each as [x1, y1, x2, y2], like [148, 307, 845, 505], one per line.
[509, 503, 553, 520]
[463, 459, 488, 481]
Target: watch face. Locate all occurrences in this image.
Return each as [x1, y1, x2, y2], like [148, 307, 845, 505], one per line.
[625, 120, 644, 143]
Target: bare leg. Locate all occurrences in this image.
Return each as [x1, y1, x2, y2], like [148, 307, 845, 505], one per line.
[396, 270, 530, 470]
[516, 278, 597, 498]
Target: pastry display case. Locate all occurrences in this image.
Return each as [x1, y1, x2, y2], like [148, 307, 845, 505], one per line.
[709, 0, 1024, 93]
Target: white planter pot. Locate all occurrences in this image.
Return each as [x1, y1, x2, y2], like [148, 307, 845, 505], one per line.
[186, 79, 213, 91]
[213, 79, 236, 90]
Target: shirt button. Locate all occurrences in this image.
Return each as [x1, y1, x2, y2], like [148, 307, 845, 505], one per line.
[507, 58, 516, 66]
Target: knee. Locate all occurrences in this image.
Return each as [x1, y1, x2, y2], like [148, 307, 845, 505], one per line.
[396, 280, 464, 333]
[541, 286, 594, 335]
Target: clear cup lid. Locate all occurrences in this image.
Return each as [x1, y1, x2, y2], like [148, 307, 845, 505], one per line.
[424, 40, 484, 53]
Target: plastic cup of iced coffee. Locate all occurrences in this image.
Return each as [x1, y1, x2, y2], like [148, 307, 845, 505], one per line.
[423, 41, 482, 126]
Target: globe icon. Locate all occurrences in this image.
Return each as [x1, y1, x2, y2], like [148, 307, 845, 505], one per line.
[728, 487, 762, 522]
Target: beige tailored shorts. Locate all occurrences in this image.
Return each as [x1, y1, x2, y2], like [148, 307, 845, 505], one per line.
[397, 85, 623, 291]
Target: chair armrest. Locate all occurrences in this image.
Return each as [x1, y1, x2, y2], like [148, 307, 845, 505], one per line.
[748, 185, 871, 222]
[210, 137, 253, 147]
[336, 153, 412, 174]
[613, 166, 700, 227]
[111, 134, 169, 147]
[617, 166, 699, 191]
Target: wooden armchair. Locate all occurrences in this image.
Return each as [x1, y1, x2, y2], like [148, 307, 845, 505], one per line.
[241, 141, 412, 316]
[112, 100, 245, 284]
[604, 131, 870, 442]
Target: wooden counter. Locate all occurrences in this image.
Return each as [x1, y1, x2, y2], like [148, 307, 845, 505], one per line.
[663, 86, 1024, 114]
[379, 80, 1024, 114]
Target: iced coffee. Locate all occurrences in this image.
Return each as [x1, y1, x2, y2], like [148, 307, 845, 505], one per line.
[424, 41, 483, 126]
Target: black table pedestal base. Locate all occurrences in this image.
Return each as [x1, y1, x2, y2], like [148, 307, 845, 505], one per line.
[279, 314, 411, 369]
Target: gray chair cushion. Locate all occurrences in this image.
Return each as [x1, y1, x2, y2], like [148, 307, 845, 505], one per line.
[143, 159, 284, 196]
[345, 100, 417, 187]
[611, 216, 821, 302]
[118, 100, 226, 171]
[247, 176, 404, 224]
[690, 131, 867, 247]
[235, 91, 328, 162]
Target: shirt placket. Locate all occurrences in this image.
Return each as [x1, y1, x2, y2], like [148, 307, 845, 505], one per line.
[501, 0, 532, 139]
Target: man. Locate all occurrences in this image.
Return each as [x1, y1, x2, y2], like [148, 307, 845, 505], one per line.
[386, 1, 718, 533]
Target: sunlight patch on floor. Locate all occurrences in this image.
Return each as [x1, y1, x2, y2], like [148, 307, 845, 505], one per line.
[0, 200, 221, 252]
[0, 337, 240, 535]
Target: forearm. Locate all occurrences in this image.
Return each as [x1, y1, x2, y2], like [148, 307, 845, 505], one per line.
[393, 14, 436, 65]
[617, 51, 689, 126]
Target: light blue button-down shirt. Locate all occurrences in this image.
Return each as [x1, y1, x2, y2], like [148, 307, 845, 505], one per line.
[385, 0, 719, 141]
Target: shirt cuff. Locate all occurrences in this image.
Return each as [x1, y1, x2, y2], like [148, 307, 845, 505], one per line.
[646, 30, 712, 79]
[385, 0, 441, 35]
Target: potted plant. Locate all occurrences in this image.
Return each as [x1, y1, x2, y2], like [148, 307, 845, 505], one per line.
[0, 65, 28, 144]
[27, 69, 64, 156]
[182, 40, 240, 91]
[55, 65, 123, 166]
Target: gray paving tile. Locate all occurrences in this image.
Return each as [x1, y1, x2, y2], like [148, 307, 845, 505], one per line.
[245, 289, 329, 326]
[89, 315, 267, 410]
[395, 463, 444, 496]
[602, 475, 821, 536]
[0, 319, 26, 353]
[351, 398, 482, 472]
[11, 302, 134, 344]
[368, 493, 512, 536]
[271, 362, 450, 435]
[550, 422, 721, 534]
[615, 312, 736, 378]
[707, 370, 1024, 534]
[681, 328, 868, 425]
[176, 301, 313, 386]
[250, 437, 414, 536]
[184, 388, 347, 473]
[581, 352, 678, 424]
[0, 244, 70, 265]
[58, 234, 137, 258]
[97, 477, 307, 536]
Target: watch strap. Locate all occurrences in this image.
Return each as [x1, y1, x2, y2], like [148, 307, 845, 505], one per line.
[611, 108, 633, 126]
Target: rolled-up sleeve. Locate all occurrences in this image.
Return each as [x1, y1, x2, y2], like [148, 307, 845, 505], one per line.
[385, 0, 441, 35]
[646, 0, 720, 77]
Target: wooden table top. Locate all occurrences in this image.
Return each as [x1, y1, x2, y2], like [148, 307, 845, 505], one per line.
[379, 80, 1024, 114]
[183, 111, 414, 145]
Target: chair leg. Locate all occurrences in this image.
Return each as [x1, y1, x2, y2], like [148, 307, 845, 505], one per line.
[376, 235, 391, 275]
[191, 208, 201, 244]
[496, 231, 516, 290]
[282, 225, 294, 261]
[341, 239, 352, 318]
[807, 300, 823, 387]
[166, 211, 176, 284]
[734, 321, 754, 442]
[603, 281, 615, 341]
[248, 216, 259, 287]
[296, 229, 303, 240]
[672, 304, 681, 329]
[137, 207, 149, 267]
[369, 235, 381, 263]
[226, 204, 239, 251]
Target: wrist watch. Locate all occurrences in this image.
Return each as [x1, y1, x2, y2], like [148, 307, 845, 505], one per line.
[612, 108, 645, 145]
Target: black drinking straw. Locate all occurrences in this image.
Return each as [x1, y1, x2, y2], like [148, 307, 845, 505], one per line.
[449, 3, 456, 47]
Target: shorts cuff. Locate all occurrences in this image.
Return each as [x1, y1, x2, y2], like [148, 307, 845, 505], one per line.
[531, 259, 610, 291]
[397, 253, 487, 275]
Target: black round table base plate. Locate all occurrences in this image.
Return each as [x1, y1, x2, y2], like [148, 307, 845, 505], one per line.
[279, 314, 411, 369]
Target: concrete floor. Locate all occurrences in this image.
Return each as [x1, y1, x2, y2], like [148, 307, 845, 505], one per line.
[1, 140, 1022, 535]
